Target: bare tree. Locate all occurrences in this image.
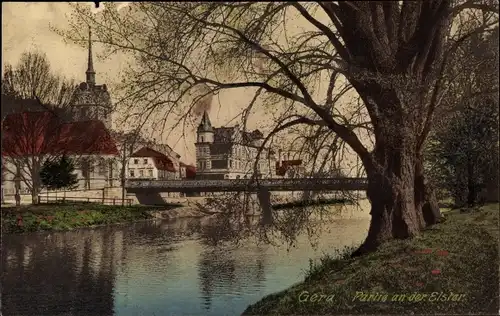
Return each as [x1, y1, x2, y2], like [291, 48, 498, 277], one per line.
[110, 128, 143, 205]
[60, 1, 499, 254]
[2, 51, 75, 115]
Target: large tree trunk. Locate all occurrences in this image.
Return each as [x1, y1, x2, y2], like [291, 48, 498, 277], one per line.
[352, 142, 425, 257]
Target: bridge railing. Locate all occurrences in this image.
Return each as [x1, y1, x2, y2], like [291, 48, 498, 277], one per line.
[125, 178, 368, 188]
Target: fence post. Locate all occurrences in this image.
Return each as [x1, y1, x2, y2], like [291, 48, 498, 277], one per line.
[87, 197, 90, 203]
[113, 198, 116, 205]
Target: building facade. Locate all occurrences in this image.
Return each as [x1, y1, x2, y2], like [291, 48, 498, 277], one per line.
[127, 147, 180, 180]
[195, 111, 277, 180]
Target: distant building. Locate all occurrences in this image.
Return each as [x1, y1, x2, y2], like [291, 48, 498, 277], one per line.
[111, 132, 190, 180]
[276, 159, 305, 178]
[127, 147, 178, 180]
[180, 162, 196, 179]
[195, 111, 278, 180]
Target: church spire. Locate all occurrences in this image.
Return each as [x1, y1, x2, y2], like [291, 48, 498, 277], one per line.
[86, 27, 96, 85]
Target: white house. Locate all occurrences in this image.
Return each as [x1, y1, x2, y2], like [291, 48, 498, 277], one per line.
[127, 147, 184, 180]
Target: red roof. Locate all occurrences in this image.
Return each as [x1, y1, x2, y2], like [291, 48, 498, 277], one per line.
[276, 160, 302, 176]
[1, 111, 118, 157]
[180, 162, 196, 179]
[131, 147, 176, 172]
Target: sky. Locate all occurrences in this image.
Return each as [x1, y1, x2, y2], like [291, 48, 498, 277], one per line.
[2, 2, 245, 163]
[1, 2, 364, 169]
[1, 2, 268, 164]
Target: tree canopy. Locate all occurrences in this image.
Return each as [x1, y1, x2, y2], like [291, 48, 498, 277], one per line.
[59, 1, 499, 253]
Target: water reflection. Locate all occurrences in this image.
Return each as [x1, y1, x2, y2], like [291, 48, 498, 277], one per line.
[2, 204, 370, 316]
[198, 245, 267, 310]
[2, 229, 118, 316]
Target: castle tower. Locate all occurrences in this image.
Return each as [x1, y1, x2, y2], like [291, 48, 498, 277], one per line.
[196, 111, 214, 171]
[197, 111, 214, 143]
[69, 26, 113, 130]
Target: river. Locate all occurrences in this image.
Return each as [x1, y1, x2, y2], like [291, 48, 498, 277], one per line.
[1, 201, 371, 316]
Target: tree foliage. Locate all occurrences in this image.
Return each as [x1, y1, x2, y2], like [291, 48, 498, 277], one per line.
[426, 27, 499, 206]
[59, 1, 499, 253]
[40, 155, 79, 191]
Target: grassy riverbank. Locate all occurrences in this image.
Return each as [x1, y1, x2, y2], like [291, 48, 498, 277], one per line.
[243, 203, 499, 315]
[272, 198, 354, 210]
[1, 202, 182, 234]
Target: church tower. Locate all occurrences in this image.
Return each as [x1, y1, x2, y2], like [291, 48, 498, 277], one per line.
[86, 28, 96, 86]
[196, 111, 214, 172]
[69, 27, 113, 130]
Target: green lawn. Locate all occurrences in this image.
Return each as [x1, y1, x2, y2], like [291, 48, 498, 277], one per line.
[243, 204, 499, 315]
[1, 202, 182, 234]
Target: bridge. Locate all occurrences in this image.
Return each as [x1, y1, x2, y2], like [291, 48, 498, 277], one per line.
[125, 177, 368, 193]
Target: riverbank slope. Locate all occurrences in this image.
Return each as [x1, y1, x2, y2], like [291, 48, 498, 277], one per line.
[0, 203, 182, 234]
[243, 203, 499, 315]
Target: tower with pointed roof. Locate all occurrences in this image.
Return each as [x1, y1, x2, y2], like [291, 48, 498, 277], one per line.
[195, 110, 214, 172]
[69, 27, 113, 130]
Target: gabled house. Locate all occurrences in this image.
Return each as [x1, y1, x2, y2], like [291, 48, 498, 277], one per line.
[128, 147, 178, 180]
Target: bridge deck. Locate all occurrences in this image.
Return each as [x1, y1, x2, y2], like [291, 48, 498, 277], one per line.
[125, 178, 368, 193]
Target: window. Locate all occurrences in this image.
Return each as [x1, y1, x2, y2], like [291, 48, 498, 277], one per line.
[139, 170, 144, 177]
[134, 159, 139, 164]
[148, 169, 153, 177]
[229, 160, 233, 169]
[201, 136, 205, 143]
[129, 169, 135, 177]
[143, 158, 148, 164]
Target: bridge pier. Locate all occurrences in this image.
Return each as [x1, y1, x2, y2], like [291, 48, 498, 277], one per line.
[257, 188, 272, 225]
